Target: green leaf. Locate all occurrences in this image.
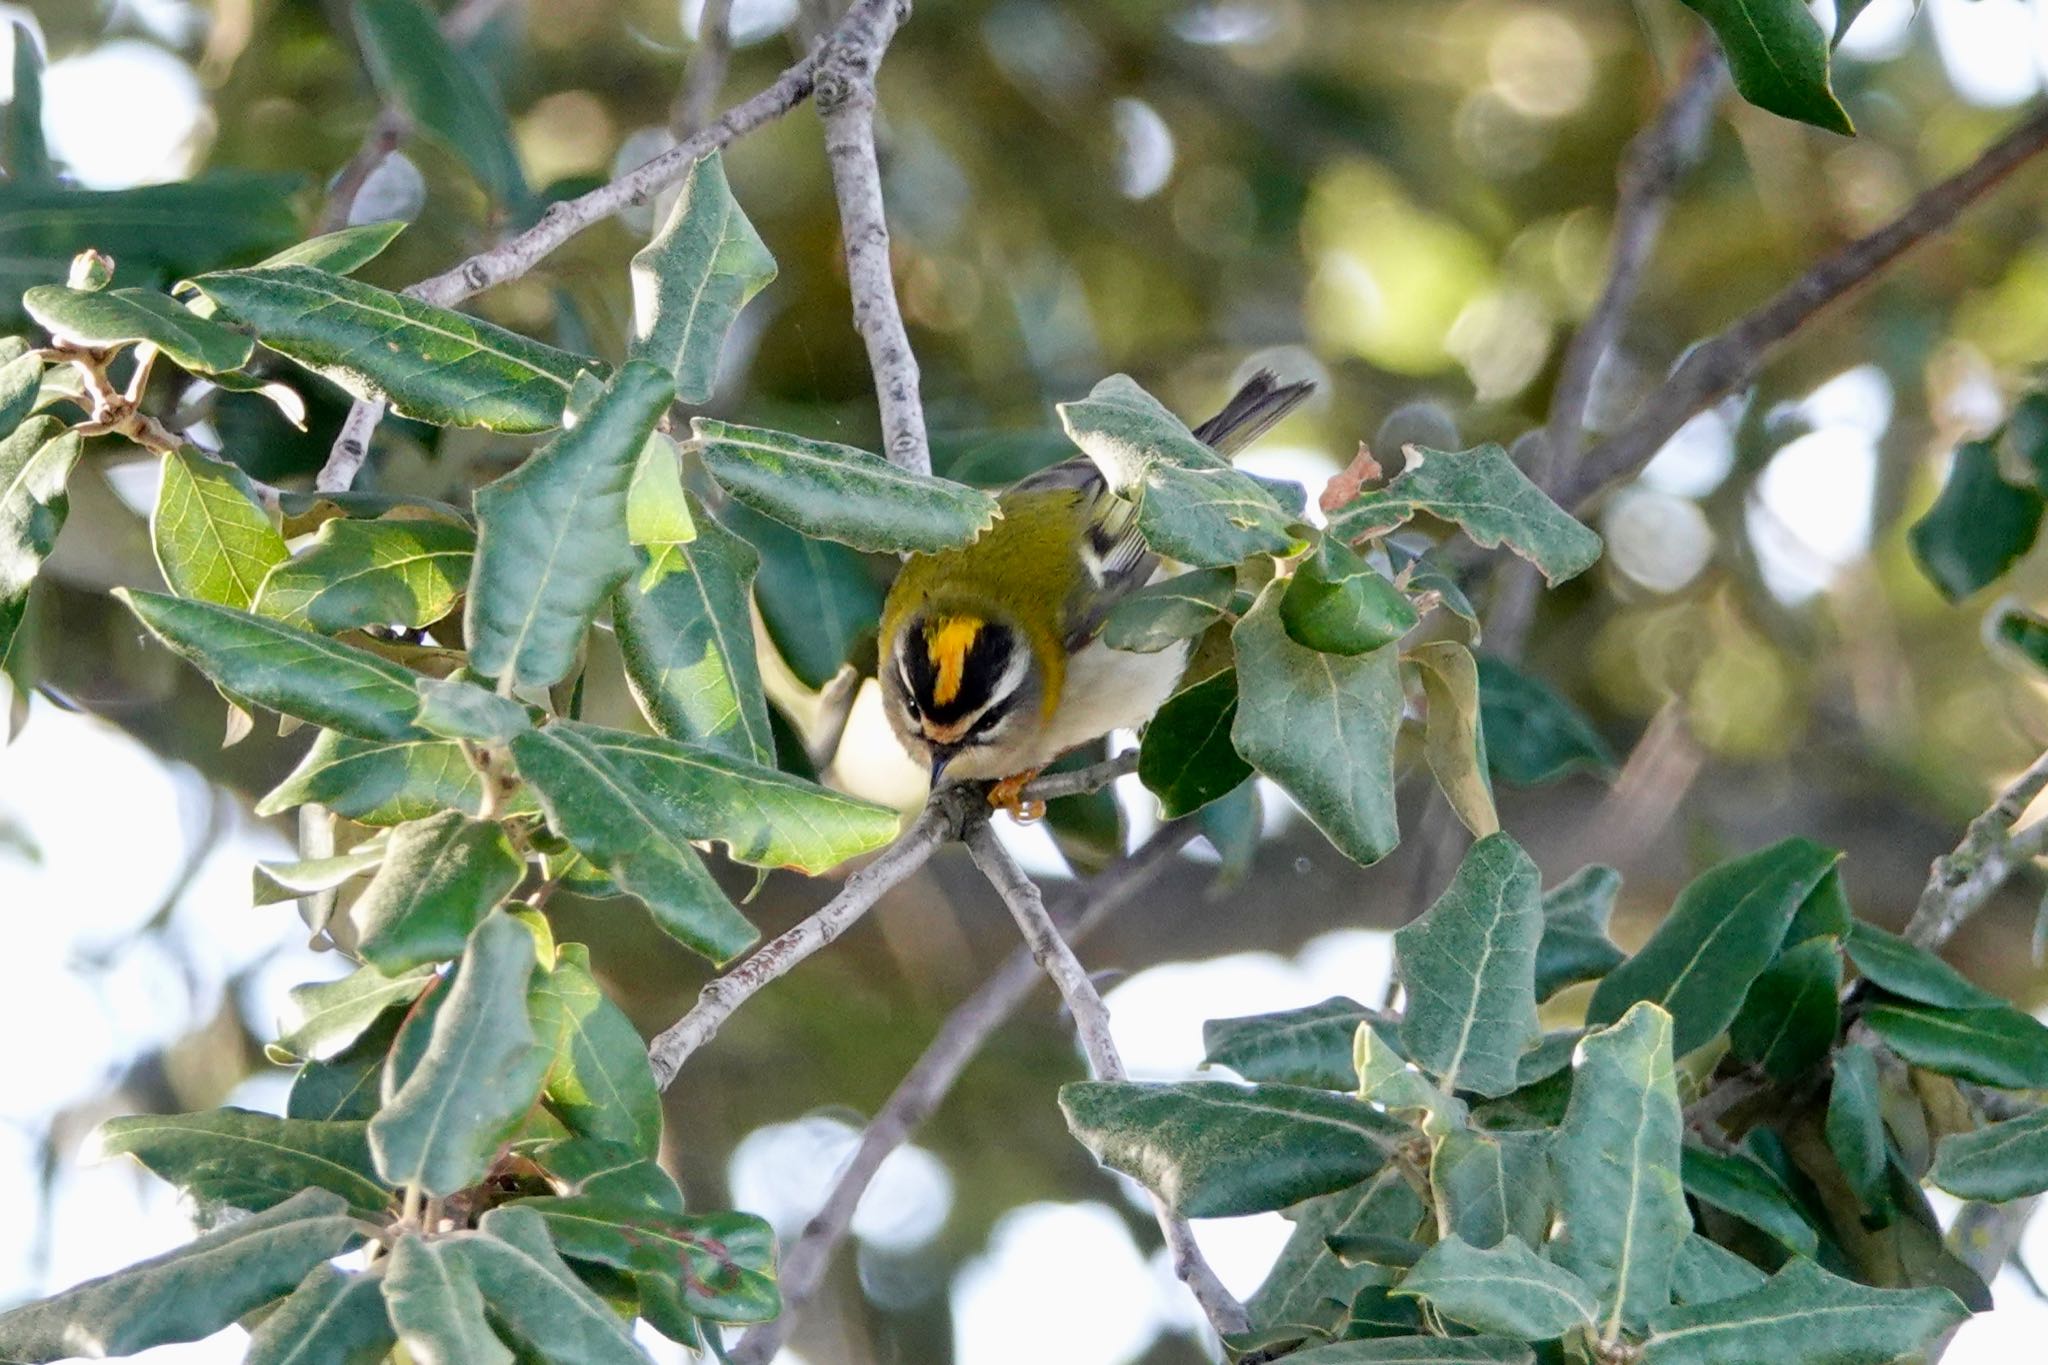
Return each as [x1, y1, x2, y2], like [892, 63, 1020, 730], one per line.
[1727, 936, 1841, 1082]
[4, 24, 51, 184]
[1861, 1001, 2048, 1089]
[510, 724, 759, 964]
[1671, 1234, 1767, 1306]
[289, 1008, 405, 1122]
[1281, 536, 1418, 655]
[0, 348, 43, 438]
[276, 961, 433, 1061]
[1203, 997, 1377, 1089]
[530, 945, 663, 1159]
[468, 361, 673, 690]
[385, 1233, 514, 1365]
[1586, 837, 1840, 1057]
[1059, 1080, 1408, 1218]
[721, 497, 883, 689]
[117, 588, 429, 740]
[193, 266, 588, 432]
[454, 1206, 650, 1365]
[625, 433, 695, 555]
[253, 844, 386, 908]
[368, 911, 549, 1196]
[0, 419, 80, 665]
[95, 1108, 389, 1219]
[1678, 0, 1854, 134]
[1909, 438, 2043, 600]
[259, 731, 492, 826]
[692, 418, 999, 554]
[252, 220, 408, 275]
[254, 517, 473, 633]
[1552, 1001, 1688, 1337]
[413, 677, 533, 745]
[1409, 640, 1497, 838]
[565, 722, 900, 874]
[1825, 1043, 1891, 1222]
[1843, 920, 2002, 1009]
[1393, 833, 1542, 1098]
[244, 1265, 394, 1365]
[1283, 1338, 1536, 1363]
[150, 446, 288, 610]
[1785, 866, 1852, 946]
[1355, 1022, 1468, 1135]
[0, 1188, 354, 1364]
[628, 152, 776, 403]
[1102, 566, 1234, 653]
[1641, 1258, 1967, 1364]
[1476, 654, 1614, 786]
[1680, 1146, 1820, 1256]
[352, 811, 524, 973]
[1248, 1170, 1426, 1333]
[0, 174, 304, 322]
[24, 285, 253, 373]
[1396, 1235, 1596, 1340]
[1930, 1105, 2048, 1202]
[1232, 580, 1403, 865]
[1329, 443, 1601, 585]
[614, 499, 775, 765]
[515, 1195, 779, 1323]
[1140, 668, 1252, 818]
[352, 0, 530, 209]
[1428, 1128, 1549, 1250]
[1535, 865, 1624, 1000]
[1057, 373, 1302, 567]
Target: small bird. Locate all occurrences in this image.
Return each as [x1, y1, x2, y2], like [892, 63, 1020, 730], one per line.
[879, 371, 1314, 817]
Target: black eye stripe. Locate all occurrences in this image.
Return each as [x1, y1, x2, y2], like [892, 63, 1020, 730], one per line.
[905, 618, 1019, 725]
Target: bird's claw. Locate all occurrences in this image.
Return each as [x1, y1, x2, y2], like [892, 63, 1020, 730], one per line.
[988, 771, 1046, 823]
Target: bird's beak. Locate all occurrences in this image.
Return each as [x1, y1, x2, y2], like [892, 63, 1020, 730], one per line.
[929, 749, 952, 787]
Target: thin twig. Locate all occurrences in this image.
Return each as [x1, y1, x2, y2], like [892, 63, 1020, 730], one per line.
[317, 0, 909, 490]
[962, 820, 1251, 1339]
[1903, 748, 2048, 950]
[731, 822, 1200, 1365]
[317, 397, 387, 493]
[814, 0, 929, 474]
[1488, 42, 1724, 656]
[1559, 100, 2048, 511]
[646, 793, 965, 1088]
[1018, 750, 1138, 803]
[674, 0, 736, 137]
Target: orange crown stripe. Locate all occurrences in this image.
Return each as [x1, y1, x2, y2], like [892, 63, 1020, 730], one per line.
[929, 617, 982, 705]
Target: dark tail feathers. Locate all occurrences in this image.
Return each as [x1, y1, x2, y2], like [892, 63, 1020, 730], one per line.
[1191, 370, 1316, 455]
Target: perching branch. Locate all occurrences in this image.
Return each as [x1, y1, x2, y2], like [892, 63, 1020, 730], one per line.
[730, 821, 1200, 1365]
[1557, 100, 2048, 511]
[961, 820, 1252, 1339]
[1018, 750, 1138, 803]
[316, 0, 913, 490]
[646, 791, 965, 1088]
[814, 0, 929, 475]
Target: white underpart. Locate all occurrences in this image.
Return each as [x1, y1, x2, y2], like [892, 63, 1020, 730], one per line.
[1039, 636, 1190, 758]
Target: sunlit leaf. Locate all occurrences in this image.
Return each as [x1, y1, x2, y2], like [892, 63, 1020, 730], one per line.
[1428, 1129, 1549, 1250]
[1409, 640, 1496, 838]
[1395, 1235, 1595, 1340]
[529, 945, 663, 1159]
[1203, 997, 1377, 1090]
[259, 731, 494, 826]
[151, 446, 288, 610]
[276, 961, 434, 1061]
[194, 266, 589, 432]
[1103, 566, 1234, 653]
[95, 1109, 390, 1219]
[628, 152, 776, 403]
[351, 811, 524, 973]
[1678, 0, 1853, 134]
[0, 418, 80, 666]
[254, 517, 473, 634]
[453, 1206, 651, 1365]
[1281, 535, 1417, 655]
[24, 285, 252, 373]
[385, 1233, 513, 1365]
[515, 1195, 779, 1323]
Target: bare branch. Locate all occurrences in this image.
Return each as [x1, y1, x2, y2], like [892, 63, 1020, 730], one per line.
[1904, 747, 2048, 950]
[646, 791, 966, 1088]
[1019, 750, 1138, 803]
[1487, 43, 1724, 656]
[815, 0, 929, 474]
[674, 0, 736, 138]
[962, 820, 1251, 1339]
[1559, 100, 2048, 511]
[317, 397, 387, 494]
[731, 822, 1200, 1365]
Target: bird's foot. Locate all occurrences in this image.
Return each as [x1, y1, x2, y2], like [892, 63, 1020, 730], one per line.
[988, 770, 1046, 823]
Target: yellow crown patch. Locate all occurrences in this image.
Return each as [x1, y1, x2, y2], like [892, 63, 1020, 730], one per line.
[927, 616, 983, 706]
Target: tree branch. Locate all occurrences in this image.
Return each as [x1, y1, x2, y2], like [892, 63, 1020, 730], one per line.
[961, 820, 1252, 1339]
[1903, 747, 2048, 950]
[1488, 42, 1724, 656]
[316, 0, 912, 490]
[1019, 750, 1138, 803]
[730, 821, 1200, 1365]
[1558, 100, 2048, 511]
[814, 0, 929, 474]
[646, 790, 969, 1088]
